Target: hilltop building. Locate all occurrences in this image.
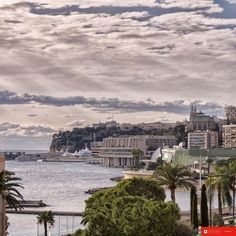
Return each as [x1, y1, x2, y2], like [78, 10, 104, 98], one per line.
[186, 106, 216, 132]
[92, 121, 118, 129]
[188, 130, 218, 150]
[225, 106, 236, 124]
[223, 124, 236, 149]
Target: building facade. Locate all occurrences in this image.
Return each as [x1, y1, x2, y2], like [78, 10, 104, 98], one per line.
[99, 135, 177, 167]
[188, 131, 219, 150]
[223, 124, 236, 149]
[90, 141, 103, 157]
[186, 107, 216, 132]
[146, 135, 177, 151]
[100, 136, 147, 167]
[225, 106, 236, 124]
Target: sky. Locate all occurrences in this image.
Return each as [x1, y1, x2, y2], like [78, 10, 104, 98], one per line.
[0, 0, 235, 150]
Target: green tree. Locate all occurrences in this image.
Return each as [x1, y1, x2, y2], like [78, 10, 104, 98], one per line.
[173, 223, 194, 236]
[201, 184, 209, 227]
[112, 196, 180, 236]
[227, 160, 236, 219]
[81, 178, 174, 236]
[0, 170, 24, 210]
[37, 211, 55, 236]
[192, 189, 198, 229]
[190, 187, 195, 225]
[206, 166, 232, 222]
[83, 195, 179, 236]
[0, 170, 24, 236]
[82, 178, 165, 226]
[153, 163, 195, 202]
[131, 149, 144, 168]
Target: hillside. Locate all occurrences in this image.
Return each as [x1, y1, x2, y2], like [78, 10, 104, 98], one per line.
[50, 125, 186, 152]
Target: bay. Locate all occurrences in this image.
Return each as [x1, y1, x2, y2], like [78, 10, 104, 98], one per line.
[5, 161, 192, 236]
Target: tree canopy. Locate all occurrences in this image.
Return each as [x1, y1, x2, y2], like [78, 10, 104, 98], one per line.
[81, 178, 180, 236]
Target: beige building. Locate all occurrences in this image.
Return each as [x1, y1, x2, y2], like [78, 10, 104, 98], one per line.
[100, 136, 147, 167]
[100, 135, 177, 167]
[0, 154, 6, 236]
[225, 106, 236, 124]
[188, 131, 218, 150]
[186, 107, 216, 132]
[223, 124, 236, 149]
[136, 122, 179, 131]
[90, 141, 103, 157]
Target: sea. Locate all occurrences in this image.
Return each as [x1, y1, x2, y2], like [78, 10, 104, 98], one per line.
[6, 159, 193, 236]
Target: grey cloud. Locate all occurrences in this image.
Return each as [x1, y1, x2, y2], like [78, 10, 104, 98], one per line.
[0, 90, 223, 116]
[0, 122, 57, 138]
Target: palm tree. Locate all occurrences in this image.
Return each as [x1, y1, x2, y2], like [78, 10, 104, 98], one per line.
[153, 163, 195, 202]
[37, 211, 55, 236]
[226, 160, 236, 219]
[0, 170, 24, 236]
[131, 149, 144, 169]
[206, 158, 213, 175]
[205, 166, 232, 222]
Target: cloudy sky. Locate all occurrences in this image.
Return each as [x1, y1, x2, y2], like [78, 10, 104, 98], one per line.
[0, 0, 235, 150]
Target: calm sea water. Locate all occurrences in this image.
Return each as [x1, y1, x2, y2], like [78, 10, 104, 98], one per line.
[5, 161, 193, 236]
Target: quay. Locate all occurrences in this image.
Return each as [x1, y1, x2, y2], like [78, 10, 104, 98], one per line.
[6, 209, 83, 216]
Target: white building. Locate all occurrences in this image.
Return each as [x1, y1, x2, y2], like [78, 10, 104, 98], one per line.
[188, 130, 218, 150]
[100, 136, 147, 167]
[99, 135, 177, 167]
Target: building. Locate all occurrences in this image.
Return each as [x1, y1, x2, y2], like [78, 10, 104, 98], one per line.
[225, 106, 236, 124]
[119, 123, 133, 131]
[146, 135, 177, 155]
[223, 124, 236, 149]
[186, 106, 216, 132]
[0, 154, 5, 236]
[92, 122, 106, 129]
[99, 135, 177, 167]
[188, 131, 219, 150]
[136, 122, 180, 131]
[92, 121, 118, 129]
[100, 136, 147, 167]
[90, 141, 103, 157]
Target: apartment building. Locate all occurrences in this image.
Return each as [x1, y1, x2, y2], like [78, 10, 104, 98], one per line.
[223, 124, 236, 149]
[225, 106, 236, 124]
[188, 131, 218, 150]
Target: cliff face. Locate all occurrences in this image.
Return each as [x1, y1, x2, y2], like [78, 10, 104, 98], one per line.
[50, 125, 186, 152]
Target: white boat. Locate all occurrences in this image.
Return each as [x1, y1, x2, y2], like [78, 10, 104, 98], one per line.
[76, 147, 92, 157]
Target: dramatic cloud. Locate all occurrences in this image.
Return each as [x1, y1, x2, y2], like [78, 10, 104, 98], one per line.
[0, 90, 224, 116]
[0, 122, 57, 138]
[0, 0, 235, 149]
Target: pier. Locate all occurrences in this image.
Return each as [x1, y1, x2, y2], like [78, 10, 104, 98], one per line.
[6, 209, 83, 216]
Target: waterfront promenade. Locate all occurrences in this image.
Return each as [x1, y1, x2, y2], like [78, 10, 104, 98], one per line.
[7, 209, 83, 216]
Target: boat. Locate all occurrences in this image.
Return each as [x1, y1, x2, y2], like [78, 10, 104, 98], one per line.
[74, 147, 92, 158]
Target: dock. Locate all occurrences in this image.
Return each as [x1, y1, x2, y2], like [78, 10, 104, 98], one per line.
[6, 209, 83, 216]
